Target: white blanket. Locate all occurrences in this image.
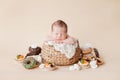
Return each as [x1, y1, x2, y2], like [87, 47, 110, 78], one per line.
[45, 41, 78, 58]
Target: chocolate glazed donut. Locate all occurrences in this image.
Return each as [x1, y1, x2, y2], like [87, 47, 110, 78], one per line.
[25, 46, 41, 58]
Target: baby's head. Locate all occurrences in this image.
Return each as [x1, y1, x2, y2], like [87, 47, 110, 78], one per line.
[51, 20, 68, 40]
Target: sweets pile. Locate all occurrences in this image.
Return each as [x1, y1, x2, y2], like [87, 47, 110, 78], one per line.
[15, 45, 57, 71]
[15, 43, 104, 71]
[69, 43, 104, 71]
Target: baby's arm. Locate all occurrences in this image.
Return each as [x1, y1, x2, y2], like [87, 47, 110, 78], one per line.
[62, 36, 76, 44]
[44, 35, 55, 42]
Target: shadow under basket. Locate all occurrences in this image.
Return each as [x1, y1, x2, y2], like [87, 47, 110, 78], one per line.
[41, 42, 82, 66]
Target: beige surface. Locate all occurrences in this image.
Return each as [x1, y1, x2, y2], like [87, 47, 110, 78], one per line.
[0, 0, 120, 80]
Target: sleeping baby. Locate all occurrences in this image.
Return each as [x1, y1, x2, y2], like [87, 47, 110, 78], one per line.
[41, 20, 81, 65]
[44, 20, 76, 44]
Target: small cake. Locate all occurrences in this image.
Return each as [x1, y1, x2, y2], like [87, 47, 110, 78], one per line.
[96, 58, 104, 65]
[90, 58, 98, 68]
[78, 59, 90, 69]
[39, 62, 57, 71]
[69, 64, 81, 71]
[16, 54, 24, 61]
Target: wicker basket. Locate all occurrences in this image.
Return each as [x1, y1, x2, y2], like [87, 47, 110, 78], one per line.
[41, 41, 82, 66]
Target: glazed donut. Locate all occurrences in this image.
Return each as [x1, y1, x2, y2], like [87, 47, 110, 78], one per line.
[23, 57, 37, 69]
[25, 46, 41, 58]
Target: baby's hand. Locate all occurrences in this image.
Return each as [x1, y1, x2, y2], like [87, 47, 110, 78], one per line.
[55, 40, 63, 44]
[62, 37, 75, 44]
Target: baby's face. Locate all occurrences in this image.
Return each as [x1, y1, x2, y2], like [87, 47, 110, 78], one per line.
[52, 25, 67, 40]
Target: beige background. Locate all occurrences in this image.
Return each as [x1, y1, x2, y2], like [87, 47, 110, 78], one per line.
[0, 0, 120, 80]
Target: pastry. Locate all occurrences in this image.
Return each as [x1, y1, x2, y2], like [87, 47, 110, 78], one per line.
[25, 45, 41, 58]
[23, 57, 39, 69]
[39, 62, 57, 71]
[16, 54, 24, 61]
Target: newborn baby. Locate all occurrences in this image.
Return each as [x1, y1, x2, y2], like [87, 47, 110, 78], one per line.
[41, 20, 81, 64]
[45, 20, 76, 44]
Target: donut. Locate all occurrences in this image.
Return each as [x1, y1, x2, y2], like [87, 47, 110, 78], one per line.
[25, 46, 41, 58]
[23, 57, 37, 69]
[96, 58, 104, 65]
